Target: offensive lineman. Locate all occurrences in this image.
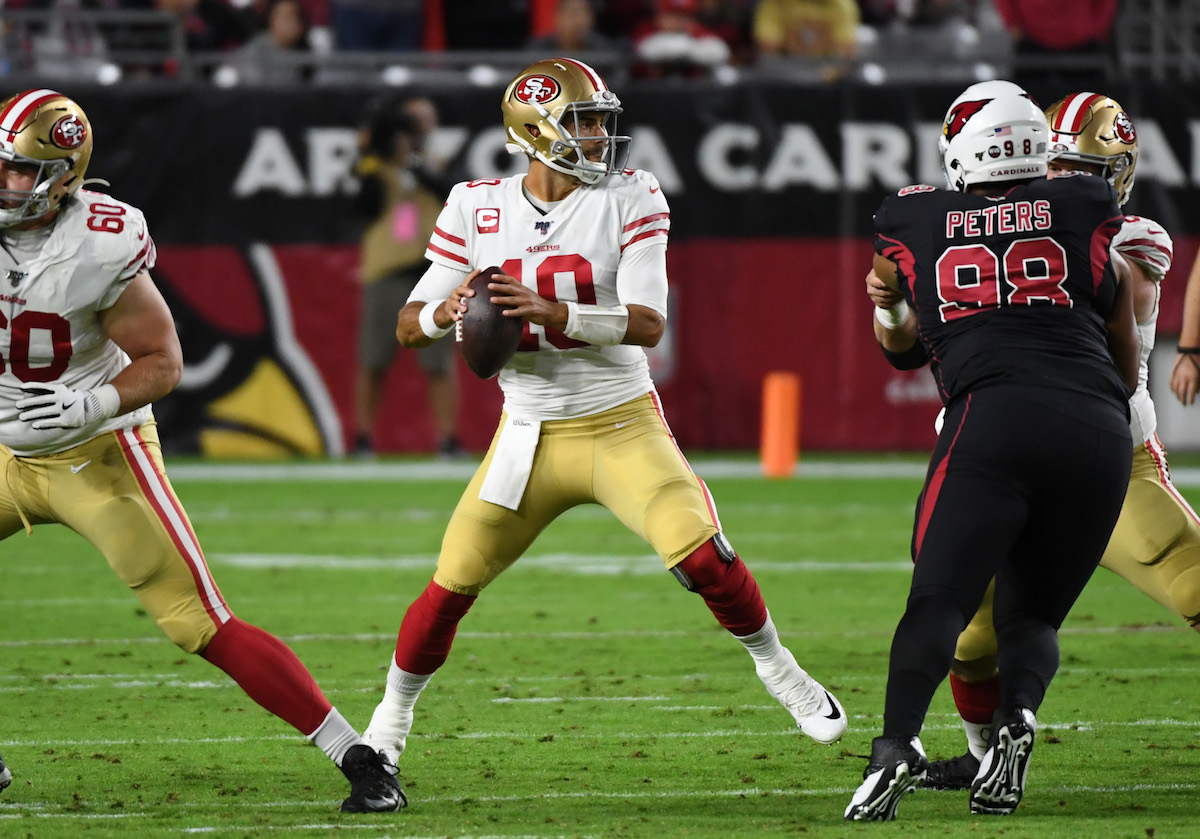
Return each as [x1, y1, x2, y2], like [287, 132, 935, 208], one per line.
[878, 92, 1199, 792]
[0, 90, 400, 813]
[361, 57, 846, 792]
[845, 84, 1138, 820]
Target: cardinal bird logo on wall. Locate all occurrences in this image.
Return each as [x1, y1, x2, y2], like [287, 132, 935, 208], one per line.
[943, 100, 992, 142]
[152, 244, 344, 458]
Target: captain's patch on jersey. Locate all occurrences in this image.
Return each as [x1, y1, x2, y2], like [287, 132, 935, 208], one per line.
[476, 208, 500, 234]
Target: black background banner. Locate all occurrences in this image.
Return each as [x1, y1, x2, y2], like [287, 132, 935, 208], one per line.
[75, 80, 1200, 245]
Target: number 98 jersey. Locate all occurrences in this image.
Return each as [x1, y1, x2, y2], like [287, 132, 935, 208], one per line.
[424, 170, 671, 421]
[0, 190, 155, 455]
[873, 174, 1128, 411]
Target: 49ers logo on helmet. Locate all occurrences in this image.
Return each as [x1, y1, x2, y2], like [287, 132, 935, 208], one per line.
[943, 99, 991, 142]
[515, 75, 560, 105]
[1114, 111, 1136, 144]
[50, 114, 87, 150]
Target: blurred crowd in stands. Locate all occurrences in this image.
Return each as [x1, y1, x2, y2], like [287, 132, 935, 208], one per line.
[0, 0, 1122, 86]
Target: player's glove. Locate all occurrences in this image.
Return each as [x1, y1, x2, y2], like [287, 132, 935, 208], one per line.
[16, 382, 121, 430]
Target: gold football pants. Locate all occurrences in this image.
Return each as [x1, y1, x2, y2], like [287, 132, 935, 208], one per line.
[955, 436, 1200, 667]
[433, 393, 721, 595]
[0, 422, 231, 652]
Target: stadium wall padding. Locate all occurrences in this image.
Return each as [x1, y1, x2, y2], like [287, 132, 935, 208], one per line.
[73, 84, 1200, 455]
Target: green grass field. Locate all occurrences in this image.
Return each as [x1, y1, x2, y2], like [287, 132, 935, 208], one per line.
[2, 454, 1197, 839]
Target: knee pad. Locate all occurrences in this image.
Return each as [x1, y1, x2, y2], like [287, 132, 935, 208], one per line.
[671, 534, 766, 636]
[670, 532, 737, 591]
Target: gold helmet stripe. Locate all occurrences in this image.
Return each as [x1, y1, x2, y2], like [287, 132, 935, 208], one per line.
[1050, 92, 1104, 134]
[0, 88, 61, 141]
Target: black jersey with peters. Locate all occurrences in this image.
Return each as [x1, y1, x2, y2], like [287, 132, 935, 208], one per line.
[873, 174, 1128, 411]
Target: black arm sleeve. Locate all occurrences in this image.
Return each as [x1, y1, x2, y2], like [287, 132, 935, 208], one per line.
[879, 340, 930, 370]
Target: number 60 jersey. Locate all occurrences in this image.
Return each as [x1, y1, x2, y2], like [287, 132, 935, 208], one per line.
[0, 189, 155, 455]
[873, 173, 1129, 413]
[421, 170, 671, 421]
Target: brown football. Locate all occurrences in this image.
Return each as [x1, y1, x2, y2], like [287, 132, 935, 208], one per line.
[457, 266, 523, 379]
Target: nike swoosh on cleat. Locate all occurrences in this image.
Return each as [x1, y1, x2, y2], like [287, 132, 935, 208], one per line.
[823, 691, 842, 720]
[70, 460, 93, 474]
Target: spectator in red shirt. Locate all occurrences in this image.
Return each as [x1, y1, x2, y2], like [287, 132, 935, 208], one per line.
[993, 0, 1119, 89]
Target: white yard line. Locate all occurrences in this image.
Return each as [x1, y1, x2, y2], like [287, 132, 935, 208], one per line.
[0, 620, 1187, 650]
[159, 458, 1200, 488]
[205, 553, 917, 573]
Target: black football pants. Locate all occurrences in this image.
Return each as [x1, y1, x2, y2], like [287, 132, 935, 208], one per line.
[881, 387, 1133, 738]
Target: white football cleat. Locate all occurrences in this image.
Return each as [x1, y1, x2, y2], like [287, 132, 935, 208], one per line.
[757, 648, 847, 744]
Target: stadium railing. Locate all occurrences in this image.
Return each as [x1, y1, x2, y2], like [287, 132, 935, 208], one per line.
[1, 5, 1193, 88]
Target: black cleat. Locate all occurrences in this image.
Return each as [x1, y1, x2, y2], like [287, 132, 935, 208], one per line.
[339, 744, 406, 813]
[844, 735, 928, 821]
[970, 708, 1036, 815]
[920, 751, 980, 790]
[0, 751, 10, 792]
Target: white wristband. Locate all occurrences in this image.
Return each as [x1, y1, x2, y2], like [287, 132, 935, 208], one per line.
[418, 299, 452, 339]
[87, 383, 122, 422]
[874, 300, 910, 330]
[563, 301, 630, 345]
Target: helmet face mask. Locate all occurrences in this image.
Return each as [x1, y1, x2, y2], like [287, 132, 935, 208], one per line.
[1044, 92, 1137, 206]
[941, 84, 1048, 192]
[502, 58, 631, 184]
[0, 89, 93, 228]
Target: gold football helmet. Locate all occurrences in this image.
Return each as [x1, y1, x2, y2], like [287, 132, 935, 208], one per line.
[0, 89, 93, 227]
[1045, 92, 1137, 205]
[502, 57, 630, 184]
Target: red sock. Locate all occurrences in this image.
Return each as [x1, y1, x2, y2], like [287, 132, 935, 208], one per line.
[675, 540, 767, 637]
[949, 672, 1000, 724]
[201, 617, 332, 736]
[393, 581, 476, 675]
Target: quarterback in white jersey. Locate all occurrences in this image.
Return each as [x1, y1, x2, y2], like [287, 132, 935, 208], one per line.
[0, 89, 401, 812]
[362, 58, 847, 795]
[872, 91, 1200, 793]
[420, 167, 668, 420]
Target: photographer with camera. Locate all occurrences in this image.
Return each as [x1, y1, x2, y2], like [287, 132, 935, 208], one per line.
[351, 96, 462, 458]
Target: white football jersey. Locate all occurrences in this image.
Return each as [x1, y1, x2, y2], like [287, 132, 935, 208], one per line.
[1112, 215, 1174, 446]
[423, 170, 670, 421]
[0, 190, 156, 455]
